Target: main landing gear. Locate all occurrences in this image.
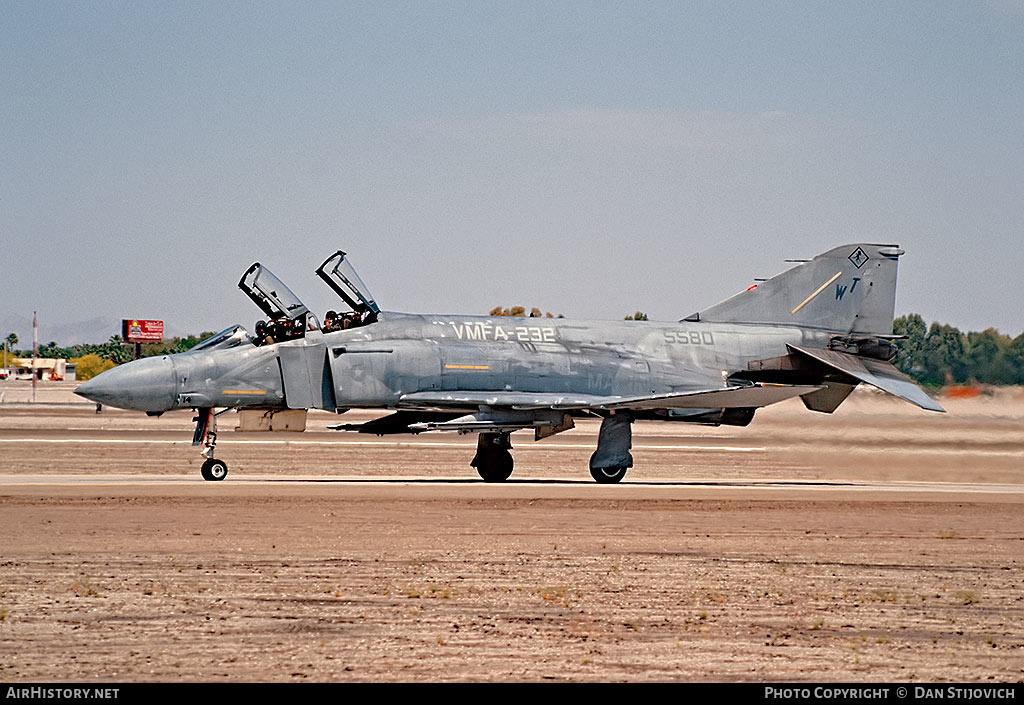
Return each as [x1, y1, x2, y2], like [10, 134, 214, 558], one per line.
[194, 408, 228, 481]
[471, 432, 514, 482]
[589, 412, 633, 484]
[470, 413, 635, 484]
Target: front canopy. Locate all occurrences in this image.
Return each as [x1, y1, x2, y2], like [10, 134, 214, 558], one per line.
[238, 263, 310, 322]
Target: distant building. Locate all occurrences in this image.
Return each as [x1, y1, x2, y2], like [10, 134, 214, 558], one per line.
[0, 357, 68, 381]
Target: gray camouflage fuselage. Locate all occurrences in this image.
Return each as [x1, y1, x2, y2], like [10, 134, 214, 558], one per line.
[79, 315, 830, 415]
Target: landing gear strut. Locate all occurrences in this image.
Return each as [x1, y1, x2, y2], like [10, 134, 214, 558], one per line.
[471, 432, 514, 482]
[589, 412, 633, 484]
[193, 408, 228, 481]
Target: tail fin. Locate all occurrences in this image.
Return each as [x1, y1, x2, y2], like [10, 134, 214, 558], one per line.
[688, 244, 903, 335]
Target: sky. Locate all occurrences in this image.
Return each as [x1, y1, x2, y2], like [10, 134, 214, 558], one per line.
[3, 1, 1023, 341]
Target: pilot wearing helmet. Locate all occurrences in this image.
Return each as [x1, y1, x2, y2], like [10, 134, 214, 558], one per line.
[323, 310, 340, 333]
[254, 320, 274, 346]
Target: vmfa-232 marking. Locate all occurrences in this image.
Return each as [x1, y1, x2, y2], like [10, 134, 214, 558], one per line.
[76, 244, 943, 483]
[441, 318, 715, 347]
[443, 320, 558, 343]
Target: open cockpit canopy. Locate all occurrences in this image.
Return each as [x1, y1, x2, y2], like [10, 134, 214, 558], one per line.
[316, 250, 380, 320]
[238, 263, 317, 343]
[238, 263, 310, 322]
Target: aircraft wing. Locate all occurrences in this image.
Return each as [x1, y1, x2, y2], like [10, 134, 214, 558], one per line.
[788, 344, 945, 412]
[398, 383, 820, 412]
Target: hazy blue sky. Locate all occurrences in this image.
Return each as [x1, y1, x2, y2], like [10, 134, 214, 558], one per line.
[3, 1, 1023, 338]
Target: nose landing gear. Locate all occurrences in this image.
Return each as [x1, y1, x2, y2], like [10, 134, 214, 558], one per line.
[193, 408, 228, 481]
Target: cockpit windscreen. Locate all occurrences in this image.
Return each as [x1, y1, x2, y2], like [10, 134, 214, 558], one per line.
[190, 325, 251, 352]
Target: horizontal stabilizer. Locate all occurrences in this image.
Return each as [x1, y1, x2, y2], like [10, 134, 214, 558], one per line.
[788, 345, 945, 412]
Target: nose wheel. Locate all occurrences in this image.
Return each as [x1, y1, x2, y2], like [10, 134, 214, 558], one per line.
[201, 458, 228, 481]
[193, 408, 229, 481]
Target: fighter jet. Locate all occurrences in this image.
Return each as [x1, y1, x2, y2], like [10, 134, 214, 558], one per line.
[76, 244, 943, 483]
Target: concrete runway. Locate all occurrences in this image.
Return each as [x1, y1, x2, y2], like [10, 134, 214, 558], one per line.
[1, 474, 1022, 505]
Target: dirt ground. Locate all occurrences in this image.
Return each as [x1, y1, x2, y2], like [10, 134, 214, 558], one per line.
[0, 383, 1022, 682]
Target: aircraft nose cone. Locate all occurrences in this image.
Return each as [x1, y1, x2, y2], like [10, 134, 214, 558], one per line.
[75, 356, 176, 412]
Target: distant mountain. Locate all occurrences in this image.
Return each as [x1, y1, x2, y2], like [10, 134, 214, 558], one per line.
[0, 315, 189, 348]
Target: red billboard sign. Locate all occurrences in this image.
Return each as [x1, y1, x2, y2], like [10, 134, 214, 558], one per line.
[122, 319, 164, 344]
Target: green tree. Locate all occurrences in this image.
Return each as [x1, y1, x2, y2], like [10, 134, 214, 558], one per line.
[38, 341, 72, 359]
[2, 333, 16, 367]
[920, 323, 968, 385]
[892, 314, 927, 377]
[140, 333, 214, 357]
[624, 311, 649, 321]
[894, 315, 1024, 386]
[965, 328, 1013, 384]
[1007, 332, 1024, 384]
[489, 306, 560, 318]
[98, 336, 133, 364]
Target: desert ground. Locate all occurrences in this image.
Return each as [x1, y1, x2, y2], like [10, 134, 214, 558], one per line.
[0, 381, 1021, 682]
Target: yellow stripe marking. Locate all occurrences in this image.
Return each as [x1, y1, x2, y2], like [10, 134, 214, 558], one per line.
[444, 364, 491, 370]
[223, 390, 267, 395]
[790, 271, 843, 315]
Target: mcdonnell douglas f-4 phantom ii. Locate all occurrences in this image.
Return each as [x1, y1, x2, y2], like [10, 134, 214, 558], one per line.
[76, 244, 943, 483]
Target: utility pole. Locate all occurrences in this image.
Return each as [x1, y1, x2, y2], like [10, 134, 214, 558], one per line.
[32, 311, 38, 403]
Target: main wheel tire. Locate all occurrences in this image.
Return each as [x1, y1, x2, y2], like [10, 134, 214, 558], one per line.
[201, 458, 228, 482]
[475, 451, 514, 482]
[590, 465, 627, 484]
